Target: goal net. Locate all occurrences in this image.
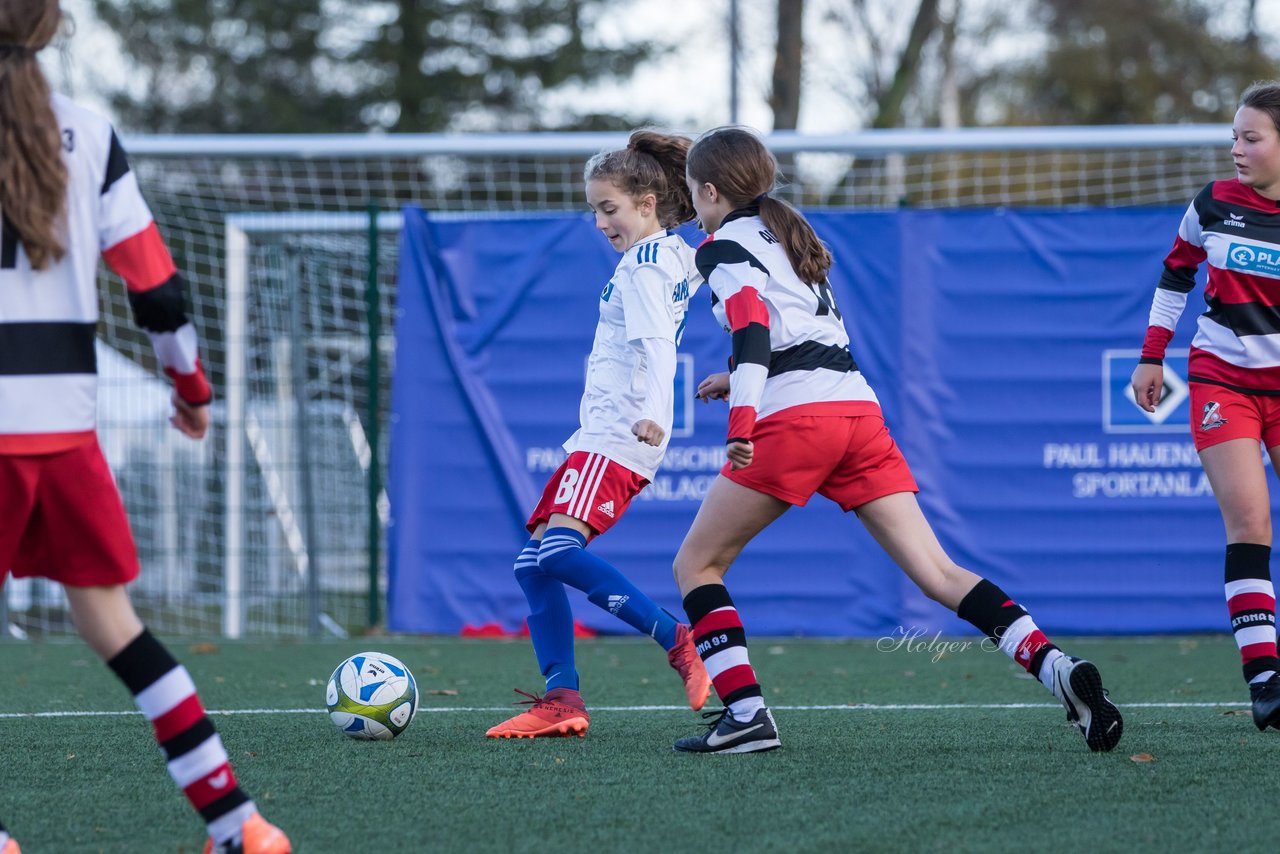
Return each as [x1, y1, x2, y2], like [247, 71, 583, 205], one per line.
[0, 126, 1230, 638]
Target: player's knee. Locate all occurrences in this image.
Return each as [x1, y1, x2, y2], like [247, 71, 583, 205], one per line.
[536, 533, 584, 580]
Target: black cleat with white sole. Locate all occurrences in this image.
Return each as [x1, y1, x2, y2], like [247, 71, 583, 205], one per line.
[1249, 672, 1280, 731]
[1052, 656, 1123, 752]
[674, 706, 781, 754]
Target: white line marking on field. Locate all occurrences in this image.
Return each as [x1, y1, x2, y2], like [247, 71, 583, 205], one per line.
[0, 701, 1250, 720]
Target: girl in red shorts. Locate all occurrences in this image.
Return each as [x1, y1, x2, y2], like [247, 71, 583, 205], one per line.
[1132, 81, 1280, 733]
[0, 4, 287, 852]
[484, 131, 712, 740]
[670, 126, 1123, 755]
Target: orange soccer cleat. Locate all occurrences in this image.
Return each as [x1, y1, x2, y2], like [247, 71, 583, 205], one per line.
[203, 812, 291, 854]
[668, 624, 713, 711]
[486, 687, 590, 738]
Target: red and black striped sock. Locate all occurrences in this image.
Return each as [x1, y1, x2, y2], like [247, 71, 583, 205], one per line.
[958, 578, 1060, 682]
[1224, 543, 1278, 685]
[682, 584, 764, 719]
[107, 629, 256, 844]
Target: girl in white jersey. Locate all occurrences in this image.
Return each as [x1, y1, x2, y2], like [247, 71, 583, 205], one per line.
[0, 4, 288, 853]
[1131, 82, 1280, 732]
[485, 130, 712, 739]
[670, 126, 1124, 755]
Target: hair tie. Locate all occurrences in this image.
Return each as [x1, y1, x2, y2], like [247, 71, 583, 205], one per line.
[0, 45, 32, 59]
[752, 192, 769, 205]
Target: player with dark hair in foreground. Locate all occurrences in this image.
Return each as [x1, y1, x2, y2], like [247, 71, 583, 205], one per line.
[0, 3, 288, 851]
[670, 126, 1123, 755]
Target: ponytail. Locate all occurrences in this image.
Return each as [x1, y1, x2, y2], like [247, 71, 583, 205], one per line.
[584, 128, 695, 229]
[688, 126, 832, 284]
[0, 0, 66, 271]
[758, 195, 832, 284]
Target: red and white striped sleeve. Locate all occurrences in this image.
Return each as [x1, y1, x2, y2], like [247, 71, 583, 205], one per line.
[98, 130, 211, 404]
[695, 237, 771, 444]
[1141, 186, 1208, 365]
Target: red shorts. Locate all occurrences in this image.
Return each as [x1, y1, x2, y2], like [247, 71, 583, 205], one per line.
[1189, 382, 1280, 451]
[0, 440, 139, 587]
[723, 413, 919, 511]
[526, 451, 649, 537]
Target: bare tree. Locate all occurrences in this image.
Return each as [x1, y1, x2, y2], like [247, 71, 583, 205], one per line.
[770, 0, 805, 130]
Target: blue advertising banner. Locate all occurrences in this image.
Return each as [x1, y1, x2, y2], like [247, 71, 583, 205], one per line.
[389, 205, 1268, 636]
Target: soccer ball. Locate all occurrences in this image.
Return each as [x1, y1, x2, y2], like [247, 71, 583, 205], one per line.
[326, 651, 418, 740]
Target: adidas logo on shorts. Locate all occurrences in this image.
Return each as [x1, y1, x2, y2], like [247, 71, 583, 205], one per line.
[597, 500, 615, 518]
[607, 594, 630, 615]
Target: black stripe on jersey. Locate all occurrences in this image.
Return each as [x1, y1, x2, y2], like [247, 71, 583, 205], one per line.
[1204, 296, 1280, 337]
[731, 324, 771, 370]
[101, 130, 131, 195]
[695, 238, 769, 283]
[1187, 374, 1280, 397]
[0, 321, 96, 375]
[127, 272, 190, 333]
[1, 213, 18, 268]
[160, 717, 217, 761]
[1157, 266, 1197, 294]
[768, 341, 857, 377]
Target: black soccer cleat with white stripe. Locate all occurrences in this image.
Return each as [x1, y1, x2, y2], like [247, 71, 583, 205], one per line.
[1249, 672, 1280, 731]
[1052, 656, 1123, 752]
[673, 706, 781, 754]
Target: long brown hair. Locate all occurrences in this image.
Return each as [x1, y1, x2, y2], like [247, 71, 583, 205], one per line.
[0, 0, 66, 270]
[584, 129, 695, 229]
[686, 126, 832, 284]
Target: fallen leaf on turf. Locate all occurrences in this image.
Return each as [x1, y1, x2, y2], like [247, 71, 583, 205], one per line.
[190, 643, 219, 654]
[428, 689, 458, 696]
[1129, 753, 1156, 763]
[1222, 709, 1251, 717]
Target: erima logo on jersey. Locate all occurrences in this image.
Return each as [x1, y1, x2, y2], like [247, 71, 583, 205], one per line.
[1226, 243, 1280, 276]
[606, 594, 630, 614]
[597, 500, 615, 518]
[1223, 213, 1247, 229]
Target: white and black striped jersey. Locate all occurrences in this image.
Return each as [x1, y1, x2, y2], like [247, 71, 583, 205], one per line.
[1141, 179, 1280, 394]
[563, 230, 701, 481]
[697, 207, 878, 443]
[0, 94, 209, 454]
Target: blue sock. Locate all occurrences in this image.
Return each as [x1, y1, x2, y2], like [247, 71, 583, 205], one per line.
[513, 538, 578, 692]
[538, 527, 680, 649]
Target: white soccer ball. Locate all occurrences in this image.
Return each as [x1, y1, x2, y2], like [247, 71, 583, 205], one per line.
[325, 651, 418, 740]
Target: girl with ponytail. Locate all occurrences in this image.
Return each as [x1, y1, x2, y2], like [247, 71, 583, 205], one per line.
[0, 3, 288, 852]
[485, 129, 714, 740]
[670, 126, 1124, 756]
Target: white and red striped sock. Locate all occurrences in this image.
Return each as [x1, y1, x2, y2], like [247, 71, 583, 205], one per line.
[683, 584, 765, 720]
[108, 630, 256, 845]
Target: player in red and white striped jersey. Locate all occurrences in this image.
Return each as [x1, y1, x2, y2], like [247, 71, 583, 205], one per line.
[0, 4, 287, 854]
[1132, 81, 1280, 732]
[670, 126, 1122, 755]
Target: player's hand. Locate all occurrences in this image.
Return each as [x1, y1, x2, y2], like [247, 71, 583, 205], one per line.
[632, 419, 665, 446]
[727, 440, 754, 470]
[170, 390, 210, 439]
[1130, 363, 1165, 413]
[697, 372, 730, 402]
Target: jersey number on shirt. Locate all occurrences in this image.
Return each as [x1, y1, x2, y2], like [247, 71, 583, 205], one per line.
[554, 469, 581, 504]
[807, 280, 842, 320]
